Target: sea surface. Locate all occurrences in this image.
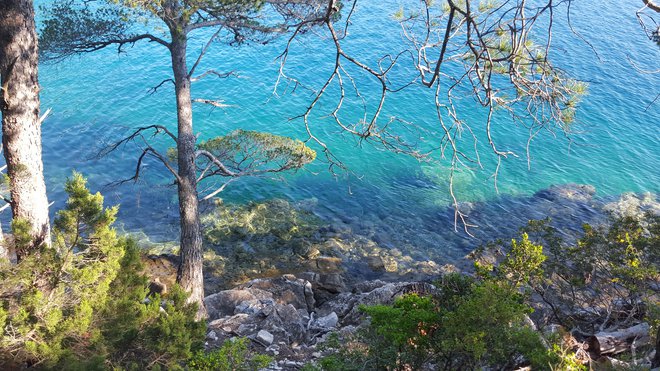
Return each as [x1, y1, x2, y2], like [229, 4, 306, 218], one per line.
[7, 1, 658, 261]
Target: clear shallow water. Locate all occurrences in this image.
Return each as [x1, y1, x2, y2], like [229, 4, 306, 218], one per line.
[9, 1, 659, 257]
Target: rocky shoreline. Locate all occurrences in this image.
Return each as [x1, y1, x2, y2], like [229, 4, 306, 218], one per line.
[140, 186, 659, 369]
[203, 276, 440, 370]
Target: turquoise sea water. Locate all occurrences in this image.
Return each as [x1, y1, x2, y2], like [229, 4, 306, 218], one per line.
[14, 1, 660, 259]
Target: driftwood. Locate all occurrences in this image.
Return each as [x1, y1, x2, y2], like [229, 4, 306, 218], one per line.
[588, 322, 651, 356]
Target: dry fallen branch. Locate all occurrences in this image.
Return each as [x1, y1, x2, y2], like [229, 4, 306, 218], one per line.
[588, 322, 651, 356]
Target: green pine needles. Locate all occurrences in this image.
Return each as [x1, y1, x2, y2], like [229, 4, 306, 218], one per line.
[0, 173, 205, 369]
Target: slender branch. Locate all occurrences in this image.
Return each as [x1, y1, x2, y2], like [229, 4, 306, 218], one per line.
[190, 70, 238, 82]
[195, 150, 238, 177]
[188, 28, 223, 79]
[108, 146, 180, 186]
[37, 108, 52, 126]
[200, 178, 238, 201]
[149, 79, 174, 94]
[98, 125, 177, 158]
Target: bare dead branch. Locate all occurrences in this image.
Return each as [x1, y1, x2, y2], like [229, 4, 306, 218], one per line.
[149, 79, 174, 94]
[97, 125, 177, 159]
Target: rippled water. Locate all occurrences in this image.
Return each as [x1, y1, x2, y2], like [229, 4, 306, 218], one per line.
[8, 1, 659, 258]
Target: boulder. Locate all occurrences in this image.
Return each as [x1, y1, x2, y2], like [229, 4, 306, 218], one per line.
[237, 275, 315, 312]
[205, 288, 273, 319]
[257, 330, 274, 345]
[297, 272, 346, 304]
[314, 312, 338, 329]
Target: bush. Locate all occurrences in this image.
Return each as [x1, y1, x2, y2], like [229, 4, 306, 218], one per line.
[187, 337, 273, 371]
[0, 173, 204, 369]
[314, 273, 552, 370]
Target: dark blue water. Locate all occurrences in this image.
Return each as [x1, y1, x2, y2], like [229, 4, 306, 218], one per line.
[7, 1, 658, 259]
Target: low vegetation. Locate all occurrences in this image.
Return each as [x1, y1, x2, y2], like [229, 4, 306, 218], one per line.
[0, 174, 205, 369]
[308, 213, 659, 370]
[1, 174, 657, 370]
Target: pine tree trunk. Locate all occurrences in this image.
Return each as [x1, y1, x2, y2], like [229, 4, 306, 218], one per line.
[0, 0, 51, 259]
[170, 33, 206, 320]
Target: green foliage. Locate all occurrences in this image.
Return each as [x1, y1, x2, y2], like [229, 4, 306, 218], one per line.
[519, 214, 659, 327]
[438, 281, 549, 369]
[307, 332, 369, 371]
[39, 2, 135, 61]
[548, 341, 587, 371]
[187, 337, 273, 371]
[316, 212, 659, 371]
[318, 275, 552, 370]
[11, 217, 34, 256]
[198, 129, 316, 176]
[100, 244, 206, 370]
[0, 173, 204, 369]
[360, 294, 440, 369]
[497, 233, 547, 287]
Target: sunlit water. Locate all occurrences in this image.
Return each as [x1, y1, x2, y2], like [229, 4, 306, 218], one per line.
[6, 1, 658, 263]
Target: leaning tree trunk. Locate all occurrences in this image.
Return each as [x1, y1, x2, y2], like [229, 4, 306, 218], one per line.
[170, 32, 206, 320]
[0, 0, 51, 259]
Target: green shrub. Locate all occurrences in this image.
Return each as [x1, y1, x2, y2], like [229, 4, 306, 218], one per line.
[0, 173, 204, 369]
[437, 281, 550, 369]
[317, 277, 551, 370]
[187, 337, 273, 371]
[360, 294, 440, 369]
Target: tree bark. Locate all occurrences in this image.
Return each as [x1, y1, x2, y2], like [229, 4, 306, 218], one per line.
[0, 0, 51, 259]
[170, 32, 206, 320]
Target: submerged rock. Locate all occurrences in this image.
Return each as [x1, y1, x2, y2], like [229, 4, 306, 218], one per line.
[533, 183, 596, 203]
[603, 192, 660, 219]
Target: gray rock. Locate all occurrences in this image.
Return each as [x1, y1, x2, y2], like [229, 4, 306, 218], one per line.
[352, 280, 388, 294]
[257, 329, 274, 345]
[263, 304, 307, 342]
[238, 275, 316, 312]
[237, 323, 258, 335]
[208, 313, 250, 333]
[604, 192, 660, 219]
[314, 312, 338, 329]
[205, 288, 273, 319]
[318, 273, 346, 293]
[298, 271, 346, 305]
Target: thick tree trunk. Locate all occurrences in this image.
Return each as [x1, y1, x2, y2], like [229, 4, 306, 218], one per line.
[170, 34, 206, 319]
[0, 0, 51, 259]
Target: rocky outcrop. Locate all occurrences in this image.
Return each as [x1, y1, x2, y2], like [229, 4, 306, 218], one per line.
[203, 275, 438, 369]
